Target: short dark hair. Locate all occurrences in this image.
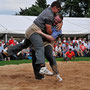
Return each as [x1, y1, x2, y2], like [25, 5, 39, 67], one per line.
[58, 14, 63, 20]
[69, 48, 72, 51]
[51, 1, 61, 9]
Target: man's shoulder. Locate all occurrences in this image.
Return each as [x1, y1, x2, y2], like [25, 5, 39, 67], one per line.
[42, 8, 54, 17]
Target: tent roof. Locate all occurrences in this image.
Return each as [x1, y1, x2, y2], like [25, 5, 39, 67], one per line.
[62, 17, 90, 34]
[0, 15, 90, 35]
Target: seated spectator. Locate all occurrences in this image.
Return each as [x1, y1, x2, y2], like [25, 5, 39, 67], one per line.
[55, 44, 62, 57]
[68, 43, 74, 51]
[64, 48, 75, 61]
[57, 37, 61, 45]
[87, 39, 90, 57]
[80, 43, 87, 56]
[74, 44, 81, 57]
[53, 47, 57, 57]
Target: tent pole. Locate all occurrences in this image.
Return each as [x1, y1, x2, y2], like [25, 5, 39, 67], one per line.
[88, 34, 90, 40]
[5, 34, 7, 43]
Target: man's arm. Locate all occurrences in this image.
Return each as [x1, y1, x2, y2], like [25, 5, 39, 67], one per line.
[56, 22, 63, 31]
[36, 30, 55, 41]
[45, 24, 52, 35]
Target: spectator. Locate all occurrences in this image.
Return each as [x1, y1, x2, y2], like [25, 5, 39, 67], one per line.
[62, 37, 66, 43]
[57, 37, 61, 45]
[0, 42, 4, 61]
[73, 37, 77, 44]
[68, 43, 74, 51]
[87, 39, 90, 57]
[62, 43, 69, 57]
[0, 42, 4, 53]
[74, 44, 80, 57]
[53, 47, 57, 57]
[8, 36, 15, 46]
[80, 43, 87, 56]
[88, 39, 90, 50]
[67, 37, 71, 44]
[62, 40, 66, 57]
[55, 44, 62, 57]
[64, 48, 75, 61]
[1, 40, 5, 48]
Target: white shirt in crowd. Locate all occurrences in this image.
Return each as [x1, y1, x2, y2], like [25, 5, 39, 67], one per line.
[68, 45, 74, 50]
[88, 42, 90, 49]
[74, 45, 80, 51]
[55, 46, 62, 52]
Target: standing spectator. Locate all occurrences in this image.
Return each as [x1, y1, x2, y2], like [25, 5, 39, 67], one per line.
[8, 36, 15, 46]
[73, 37, 77, 44]
[67, 37, 71, 44]
[62, 37, 66, 43]
[0, 42, 4, 61]
[77, 38, 82, 44]
[4, 42, 9, 49]
[0, 42, 4, 53]
[1, 40, 5, 48]
[62, 40, 66, 57]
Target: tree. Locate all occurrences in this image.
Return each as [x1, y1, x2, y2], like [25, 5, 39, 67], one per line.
[35, 0, 47, 9]
[17, 0, 47, 16]
[18, 5, 43, 16]
[57, 0, 90, 17]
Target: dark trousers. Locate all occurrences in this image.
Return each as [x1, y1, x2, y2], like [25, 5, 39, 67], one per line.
[7, 33, 45, 64]
[0, 53, 4, 61]
[32, 45, 57, 79]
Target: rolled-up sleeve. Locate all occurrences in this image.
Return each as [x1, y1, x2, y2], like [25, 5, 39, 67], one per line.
[52, 29, 62, 39]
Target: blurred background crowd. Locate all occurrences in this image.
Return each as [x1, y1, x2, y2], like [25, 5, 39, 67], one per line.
[0, 36, 90, 61]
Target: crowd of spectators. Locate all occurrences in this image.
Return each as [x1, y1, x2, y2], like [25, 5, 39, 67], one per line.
[0, 36, 90, 61]
[0, 36, 32, 61]
[53, 37, 90, 59]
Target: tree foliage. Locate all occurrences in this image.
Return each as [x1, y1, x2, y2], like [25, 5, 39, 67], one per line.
[17, 0, 47, 16]
[57, 0, 90, 17]
[17, 0, 90, 17]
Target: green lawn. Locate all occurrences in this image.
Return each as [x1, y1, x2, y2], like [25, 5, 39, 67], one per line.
[0, 57, 90, 66]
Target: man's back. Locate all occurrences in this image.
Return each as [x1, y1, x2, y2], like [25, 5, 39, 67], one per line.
[34, 8, 54, 32]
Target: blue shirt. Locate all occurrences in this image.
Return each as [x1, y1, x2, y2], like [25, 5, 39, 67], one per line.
[52, 26, 62, 39]
[0, 46, 4, 53]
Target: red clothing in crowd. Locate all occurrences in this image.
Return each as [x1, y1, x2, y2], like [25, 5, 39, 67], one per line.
[9, 39, 15, 45]
[80, 44, 86, 51]
[65, 51, 75, 59]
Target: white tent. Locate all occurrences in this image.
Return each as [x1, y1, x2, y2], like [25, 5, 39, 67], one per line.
[0, 15, 37, 34]
[0, 15, 90, 42]
[62, 17, 90, 34]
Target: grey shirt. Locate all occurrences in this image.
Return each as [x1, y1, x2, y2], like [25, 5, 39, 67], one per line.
[34, 7, 55, 32]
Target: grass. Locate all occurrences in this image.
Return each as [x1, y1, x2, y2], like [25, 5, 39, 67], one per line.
[0, 57, 90, 66]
